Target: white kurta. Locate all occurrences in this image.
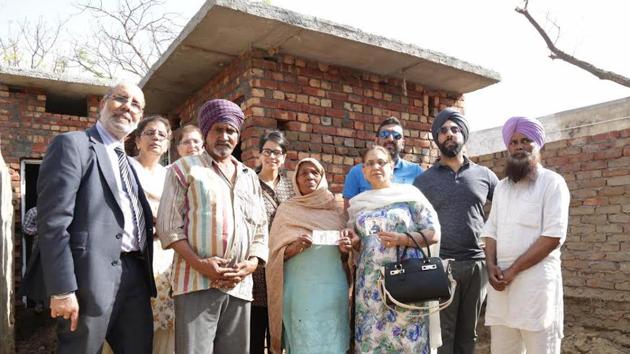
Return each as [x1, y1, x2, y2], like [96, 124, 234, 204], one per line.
[482, 165, 570, 336]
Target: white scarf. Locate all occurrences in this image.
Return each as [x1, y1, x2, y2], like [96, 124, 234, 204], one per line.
[347, 183, 435, 227]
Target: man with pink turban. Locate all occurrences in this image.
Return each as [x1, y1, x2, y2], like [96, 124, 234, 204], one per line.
[157, 99, 268, 353]
[481, 116, 570, 353]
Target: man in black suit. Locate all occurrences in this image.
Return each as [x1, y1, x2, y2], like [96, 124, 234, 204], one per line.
[22, 82, 156, 353]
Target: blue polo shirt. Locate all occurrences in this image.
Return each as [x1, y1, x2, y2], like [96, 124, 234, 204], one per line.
[342, 158, 423, 199]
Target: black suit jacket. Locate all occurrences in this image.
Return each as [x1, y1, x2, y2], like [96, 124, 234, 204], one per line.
[23, 125, 156, 316]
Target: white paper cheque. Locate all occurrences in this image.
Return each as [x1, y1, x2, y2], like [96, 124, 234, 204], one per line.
[311, 230, 341, 245]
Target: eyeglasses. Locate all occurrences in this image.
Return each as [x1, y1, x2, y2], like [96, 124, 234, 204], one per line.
[439, 126, 462, 135]
[378, 130, 403, 140]
[179, 138, 203, 146]
[364, 159, 390, 168]
[261, 148, 284, 157]
[141, 129, 168, 140]
[109, 94, 144, 113]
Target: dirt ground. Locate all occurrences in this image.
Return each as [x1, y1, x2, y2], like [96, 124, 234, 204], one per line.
[475, 323, 630, 354]
[14, 306, 630, 354]
[15, 306, 56, 354]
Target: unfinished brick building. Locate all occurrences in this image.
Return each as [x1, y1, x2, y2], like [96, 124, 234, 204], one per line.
[0, 68, 112, 293]
[140, 1, 499, 193]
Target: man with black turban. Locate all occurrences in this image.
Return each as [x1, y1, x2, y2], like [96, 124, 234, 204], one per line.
[414, 108, 498, 354]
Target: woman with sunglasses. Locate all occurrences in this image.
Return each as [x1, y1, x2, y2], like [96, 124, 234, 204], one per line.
[345, 145, 441, 353]
[250, 130, 295, 354]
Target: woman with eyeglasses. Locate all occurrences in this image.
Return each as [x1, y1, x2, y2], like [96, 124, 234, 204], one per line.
[345, 145, 442, 353]
[175, 124, 204, 158]
[250, 130, 295, 354]
[129, 115, 176, 354]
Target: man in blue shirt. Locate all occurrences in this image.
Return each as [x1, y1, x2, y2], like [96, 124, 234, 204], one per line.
[343, 116, 423, 211]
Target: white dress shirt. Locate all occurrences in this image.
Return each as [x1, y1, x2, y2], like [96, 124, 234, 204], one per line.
[95, 121, 140, 252]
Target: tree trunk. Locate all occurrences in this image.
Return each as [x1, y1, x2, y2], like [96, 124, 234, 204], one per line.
[0, 151, 14, 354]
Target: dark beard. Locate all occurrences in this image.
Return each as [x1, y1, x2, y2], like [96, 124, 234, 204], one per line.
[504, 152, 537, 183]
[383, 142, 400, 160]
[437, 139, 462, 158]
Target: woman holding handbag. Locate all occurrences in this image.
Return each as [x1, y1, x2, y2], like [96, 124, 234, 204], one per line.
[345, 145, 441, 353]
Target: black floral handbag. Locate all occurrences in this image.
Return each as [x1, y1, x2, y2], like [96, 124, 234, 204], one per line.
[379, 231, 456, 313]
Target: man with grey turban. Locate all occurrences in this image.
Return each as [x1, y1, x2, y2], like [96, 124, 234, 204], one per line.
[157, 99, 268, 353]
[414, 108, 498, 353]
[482, 116, 569, 354]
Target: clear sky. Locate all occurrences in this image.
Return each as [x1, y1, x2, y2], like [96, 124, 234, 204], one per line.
[1, 0, 629, 131]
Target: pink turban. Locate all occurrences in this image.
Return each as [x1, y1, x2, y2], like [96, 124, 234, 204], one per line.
[502, 116, 545, 148]
[198, 99, 245, 138]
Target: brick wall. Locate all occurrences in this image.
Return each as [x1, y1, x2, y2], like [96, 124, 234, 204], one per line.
[471, 128, 630, 334]
[170, 48, 463, 193]
[0, 83, 99, 290]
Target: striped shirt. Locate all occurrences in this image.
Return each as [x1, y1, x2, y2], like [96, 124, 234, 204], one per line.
[156, 151, 268, 300]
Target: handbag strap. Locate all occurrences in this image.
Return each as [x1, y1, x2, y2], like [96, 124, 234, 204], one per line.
[378, 265, 457, 316]
[404, 231, 431, 261]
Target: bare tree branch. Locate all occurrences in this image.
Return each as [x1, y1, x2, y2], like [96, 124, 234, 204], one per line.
[70, 0, 182, 79]
[516, 0, 630, 88]
[1, 0, 181, 79]
[0, 30, 22, 67]
[0, 16, 70, 72]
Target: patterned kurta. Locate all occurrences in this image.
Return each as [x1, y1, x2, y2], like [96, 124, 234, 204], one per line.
[353, 201, 437, 353]
[156, 152, 268, 300]
[252, 173, 295, 307]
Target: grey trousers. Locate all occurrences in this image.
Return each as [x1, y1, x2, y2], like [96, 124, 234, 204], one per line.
[174, 288, 251, 354]
[438, 259, 487, 354]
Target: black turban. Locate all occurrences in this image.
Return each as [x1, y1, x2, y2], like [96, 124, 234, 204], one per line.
[432, 108, 470, 144]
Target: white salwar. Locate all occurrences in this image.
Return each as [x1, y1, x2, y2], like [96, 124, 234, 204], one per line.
[482, 165, 570, 352]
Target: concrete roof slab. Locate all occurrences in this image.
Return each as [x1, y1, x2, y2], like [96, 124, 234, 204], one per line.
[141, 0, 501, 114]
[0, 66, 113, 98]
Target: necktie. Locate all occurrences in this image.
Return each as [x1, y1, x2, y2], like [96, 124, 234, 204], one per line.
[114, 146, 146, 251]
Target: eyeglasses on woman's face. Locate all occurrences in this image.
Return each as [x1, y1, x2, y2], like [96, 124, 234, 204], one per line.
[179, 138, 203, 146]
[261, 148, 284, 157]
[364, 159, 390, 168]
[141, 129, 169, 140]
